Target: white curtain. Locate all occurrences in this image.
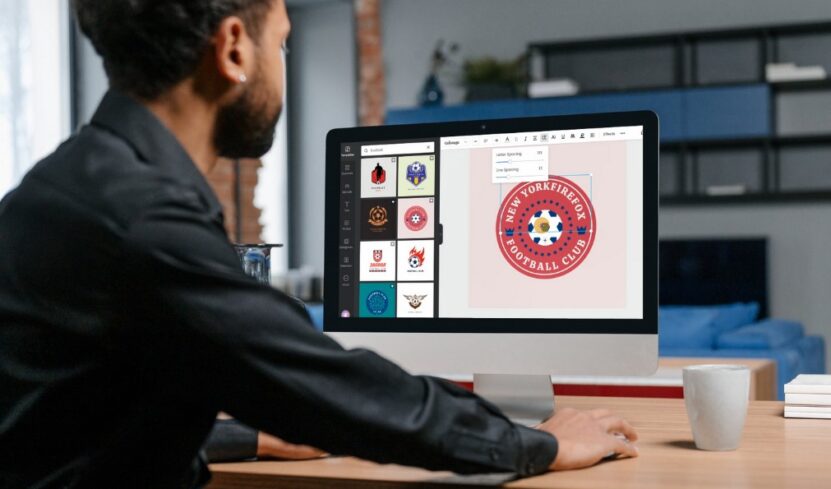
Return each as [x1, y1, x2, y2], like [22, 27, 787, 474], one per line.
[0, 0, 71, 198]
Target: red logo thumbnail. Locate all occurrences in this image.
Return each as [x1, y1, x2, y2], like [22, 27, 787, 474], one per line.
[371, 163, 386, 184]
[404, 205, 428, 232]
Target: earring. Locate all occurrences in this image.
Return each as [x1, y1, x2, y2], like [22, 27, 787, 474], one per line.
[239, 73, 247, 83]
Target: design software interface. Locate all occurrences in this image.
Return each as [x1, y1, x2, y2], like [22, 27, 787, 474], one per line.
[337, 126, 643, 321]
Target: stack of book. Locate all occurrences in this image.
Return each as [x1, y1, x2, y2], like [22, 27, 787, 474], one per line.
[784, 374, 831, 419]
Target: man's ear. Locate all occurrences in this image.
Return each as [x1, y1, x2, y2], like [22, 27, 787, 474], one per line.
[213, 16, 255, 86]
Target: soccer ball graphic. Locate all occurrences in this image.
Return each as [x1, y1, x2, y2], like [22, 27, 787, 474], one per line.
[407, 247, 425, 269]
[409, 214, 421, 225]
[527, 209, 563, 246]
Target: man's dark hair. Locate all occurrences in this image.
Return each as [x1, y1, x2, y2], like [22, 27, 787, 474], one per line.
[74, 0, 275, 99]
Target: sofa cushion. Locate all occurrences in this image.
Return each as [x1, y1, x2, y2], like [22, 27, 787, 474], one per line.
[709, 302, 760, 335]
[659, 308, 721, 349]
[716, 319, 804, 350]
[661, 302, 759, 347]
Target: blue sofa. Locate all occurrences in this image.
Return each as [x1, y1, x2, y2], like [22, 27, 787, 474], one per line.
[659, 303, 826, 400]
[306, 303, 826, 400]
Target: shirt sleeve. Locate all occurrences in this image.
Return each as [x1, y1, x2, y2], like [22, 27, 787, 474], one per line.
[203, 419, 259, 463]
[121, 190, 558, 477]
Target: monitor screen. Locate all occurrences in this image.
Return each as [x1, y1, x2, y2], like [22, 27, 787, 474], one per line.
[325, 113, 656, 335]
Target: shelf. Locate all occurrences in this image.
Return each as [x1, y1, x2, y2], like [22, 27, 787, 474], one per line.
[770, 79, 831, 92]
[661, 133, 831, 150]
[530, 20, 831, 95]
[662, 191, 831, 206]
[773, 134, 831, 145]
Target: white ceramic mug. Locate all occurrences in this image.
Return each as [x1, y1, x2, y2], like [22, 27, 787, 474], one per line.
[682, 364, 750, 451]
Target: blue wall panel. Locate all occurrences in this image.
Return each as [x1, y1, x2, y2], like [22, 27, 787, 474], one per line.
[518, 91, 684, 141]
[385, 99, 532, 125]
[387, 91, 684, 141]
[683, 85, 771, 140]
[385, 84, 773, 144]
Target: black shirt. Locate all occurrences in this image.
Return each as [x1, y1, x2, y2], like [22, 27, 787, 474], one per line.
[0, 91, 558, 488]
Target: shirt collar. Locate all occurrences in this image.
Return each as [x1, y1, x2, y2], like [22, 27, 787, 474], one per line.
[90, 90, 224, 217]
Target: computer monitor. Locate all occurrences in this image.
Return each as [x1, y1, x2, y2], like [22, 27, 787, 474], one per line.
[324, 111, 658, 420]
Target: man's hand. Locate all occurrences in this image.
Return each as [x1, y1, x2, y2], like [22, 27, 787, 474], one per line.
[257, 432, 328, 460]
[536, 408, 639, 470]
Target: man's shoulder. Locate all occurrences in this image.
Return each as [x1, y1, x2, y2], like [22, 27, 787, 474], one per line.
[19, 124, 209, 230]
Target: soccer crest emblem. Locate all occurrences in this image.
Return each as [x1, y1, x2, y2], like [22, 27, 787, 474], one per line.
[406, 161, 427, 186]
[404, 205, 428, 232]
[365, 290, 389, 315]
[368, 206, 388, 227]
[373, 249, 383, 262]
[495, 176, 596, 279]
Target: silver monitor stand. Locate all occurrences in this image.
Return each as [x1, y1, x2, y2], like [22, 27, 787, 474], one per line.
[473, 373, 554, 425]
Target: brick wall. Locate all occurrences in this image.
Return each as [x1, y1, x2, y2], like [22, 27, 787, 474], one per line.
[355, 0, 386, 126]
[205, 157, 263, 244]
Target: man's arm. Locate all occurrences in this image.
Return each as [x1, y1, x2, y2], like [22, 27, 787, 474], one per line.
[204, 419, 326, 463]
[122, 191, 637, 475]
[122, 192, 558, 476]
[203, 419, 258, 462]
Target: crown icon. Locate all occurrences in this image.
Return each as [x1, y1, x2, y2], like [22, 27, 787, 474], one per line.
[577, 226, 587, 235]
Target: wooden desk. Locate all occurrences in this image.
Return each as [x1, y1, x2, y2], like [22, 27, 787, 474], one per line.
[208, 396, 831, 488]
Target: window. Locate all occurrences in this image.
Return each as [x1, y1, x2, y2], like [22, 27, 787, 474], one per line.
[0, 0, 72, 197]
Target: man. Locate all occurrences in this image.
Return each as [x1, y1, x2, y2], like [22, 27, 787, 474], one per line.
[0, 1, 638, 487]
[204, 415, 324, 462]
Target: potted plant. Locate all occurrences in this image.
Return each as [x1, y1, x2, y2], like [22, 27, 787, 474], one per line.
[462, 54, 527, 102]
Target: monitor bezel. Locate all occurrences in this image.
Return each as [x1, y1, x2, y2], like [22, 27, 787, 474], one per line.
[324, 110, 658, 335]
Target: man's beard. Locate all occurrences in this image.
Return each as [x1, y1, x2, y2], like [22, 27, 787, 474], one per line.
[214, 75, 281, 159]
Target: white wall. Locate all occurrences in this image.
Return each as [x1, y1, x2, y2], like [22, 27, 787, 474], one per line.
[286, 1, 356, 272]
[74, 32, 108, 126]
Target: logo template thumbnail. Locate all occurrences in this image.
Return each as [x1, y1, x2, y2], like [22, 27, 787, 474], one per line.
[396, 282, 434, 318]
[361, 157, 397, 198]
[397, 239, 435, 281]
[359, 241, 396, 281]
[397, 197, 434, 239]
[398, 155, 435, 197]
[360, 198, 397, 240]
[359, 282, 396, 318]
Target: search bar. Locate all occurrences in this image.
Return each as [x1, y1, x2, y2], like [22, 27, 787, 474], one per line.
[361, 141, 434, 156]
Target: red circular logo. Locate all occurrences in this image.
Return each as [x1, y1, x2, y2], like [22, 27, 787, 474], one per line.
[495, 176, 596, 279]
[404, 205, 428, 232]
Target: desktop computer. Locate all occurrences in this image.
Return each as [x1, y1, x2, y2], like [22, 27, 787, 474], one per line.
[324, 111, 659, 422]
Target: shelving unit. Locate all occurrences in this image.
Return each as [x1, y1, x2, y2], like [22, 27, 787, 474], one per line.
[386, 21, 831, 206]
